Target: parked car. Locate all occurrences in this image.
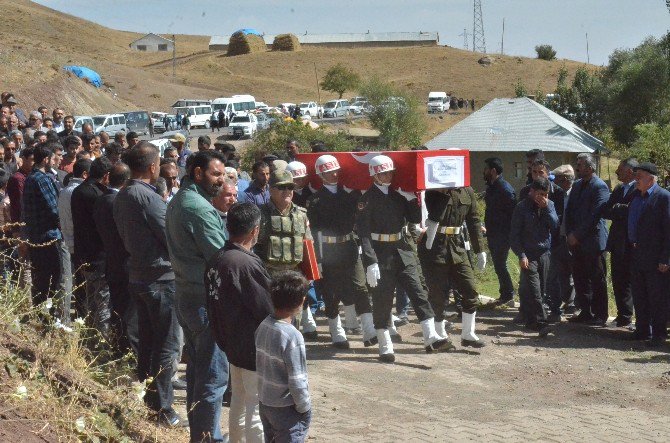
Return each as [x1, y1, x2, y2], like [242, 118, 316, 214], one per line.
[256, 113, 276, 130]
[299, 102, 324, 118]
[93, 114, 127, 136]
[148, 138, 172, 157]
[349, 96, 367, 104]
[427, 92, 449, 113]
[323, 99, 350, 118]
[123, 111, 151, 135]
[227, 113, 258, 139]
[74, 116, 94, 132]
[348, 100, 369, 115]
[150, 112, 167, 133]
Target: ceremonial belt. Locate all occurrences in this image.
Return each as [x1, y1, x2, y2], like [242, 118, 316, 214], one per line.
[371, 232, 403, 242]
[439, 226, 462, 235]
[322, 233, 355, 244]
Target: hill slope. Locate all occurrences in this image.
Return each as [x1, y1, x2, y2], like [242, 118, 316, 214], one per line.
[3, 1, 590, 118]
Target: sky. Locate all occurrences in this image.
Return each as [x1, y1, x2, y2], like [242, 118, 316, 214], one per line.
[36, 0, 670, 66]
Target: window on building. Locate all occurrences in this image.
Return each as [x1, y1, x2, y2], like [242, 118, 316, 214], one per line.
[514, 162, 523, 179]
[158, 44, 168, 51]
[137, 45, 147, 51]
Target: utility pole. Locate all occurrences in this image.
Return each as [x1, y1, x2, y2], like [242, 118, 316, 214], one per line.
[459, 28, 469, 50]
[314, 63, 321, 105]
[501, 18, 505, 55]
[172, 34, 176, 80]
[473, 0, 486, 53]
[585, 32, 590, 64]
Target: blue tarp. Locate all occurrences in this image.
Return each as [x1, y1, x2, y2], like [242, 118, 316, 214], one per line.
[235, 28, 262, 36]
[63, 65, 102, 88]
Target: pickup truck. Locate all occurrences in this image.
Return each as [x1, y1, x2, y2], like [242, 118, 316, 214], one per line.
[227, 113, 258, 139]
[299, 102, 324, 118]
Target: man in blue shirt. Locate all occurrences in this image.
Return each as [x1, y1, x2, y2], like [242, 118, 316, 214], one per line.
[627, 162, 670, 347]
[242, 161, 270, 206]
[483, 157, 516, 306]
[510, 178, 559, 337]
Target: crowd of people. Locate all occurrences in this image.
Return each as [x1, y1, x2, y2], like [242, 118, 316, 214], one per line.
[1, 90, 669, 443]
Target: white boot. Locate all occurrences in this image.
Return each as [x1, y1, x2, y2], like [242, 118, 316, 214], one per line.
[328, 316, 350, 349]
[388, 313, 402, 343]
[421, 318, 451, 352]
[343, 304, 360, 332]
[461, 312, 486, 348]
[301, 307, 317, 340]
[360, 312, 377, 347]
[435, 319, 449, 339]
[376, 329, 395, 363]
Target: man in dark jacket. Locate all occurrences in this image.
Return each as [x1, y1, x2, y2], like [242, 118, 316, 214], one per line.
[483, 157, 516, 305]
[510, 178, 558, 336]
[207, 202, 273, 442]
[602, 158, 638, 328]
[71, 156, 113, 337]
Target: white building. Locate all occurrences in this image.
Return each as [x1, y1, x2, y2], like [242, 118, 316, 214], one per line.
[129, 33, 174, 52]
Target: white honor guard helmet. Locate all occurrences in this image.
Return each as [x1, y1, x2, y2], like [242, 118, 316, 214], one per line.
[315, 154, 340, 174]
[368, 155, 395, 176]
[286, 161, 307, 178]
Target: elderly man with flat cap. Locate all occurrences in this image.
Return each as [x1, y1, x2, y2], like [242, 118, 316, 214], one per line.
[627, 161, 670, 347]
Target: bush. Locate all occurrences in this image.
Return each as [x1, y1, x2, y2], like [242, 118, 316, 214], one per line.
[535, 44, 557, 61]
[242, 118, 356, 170]
[320, 64, 360, 99]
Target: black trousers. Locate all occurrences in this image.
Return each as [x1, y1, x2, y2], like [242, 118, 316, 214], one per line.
[370, 254, 434, 330]
[610, 249, 634, 322]
[321, 256, 372, 319]
[424, 260, 479, 319]
[488, 236, 515, 300]
[29, 241, 63, 307]
[546, 240, 576, 311]
[571, 249, 608, 321]
[519, 252, 550, 326]
[631, 265, 668, 339]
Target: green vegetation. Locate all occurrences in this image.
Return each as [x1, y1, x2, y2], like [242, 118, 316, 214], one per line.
[535, 44, 557, 61]
[320, 64, 360, 99]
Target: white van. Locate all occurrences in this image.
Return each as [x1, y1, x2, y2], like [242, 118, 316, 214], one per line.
[173, 105, 213, 129]
[74, 116, 94, 132]
[93, 114, 127, 136]
[427, 92, 449, 113]
[323, 99, 350, 118]
[211, 95, 256, 121]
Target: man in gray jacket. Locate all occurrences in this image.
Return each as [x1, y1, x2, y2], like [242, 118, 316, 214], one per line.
[113, 142, 183, 427]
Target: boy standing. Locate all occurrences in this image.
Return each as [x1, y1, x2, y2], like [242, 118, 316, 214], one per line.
[255, 271, 312, 442]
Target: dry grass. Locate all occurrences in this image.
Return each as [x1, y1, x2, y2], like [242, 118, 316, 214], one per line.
[272, 34, 301, 52]
[227, 32, 267, 56]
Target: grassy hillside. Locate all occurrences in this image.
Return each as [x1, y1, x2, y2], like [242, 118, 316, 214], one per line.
[1, 0, 592, 118]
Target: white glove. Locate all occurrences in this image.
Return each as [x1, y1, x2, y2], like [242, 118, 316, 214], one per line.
[366, 263, 381, 288]
[476, 252, 487, 271]
[396, 188, 417, 201]
[424, 219, 440, 250]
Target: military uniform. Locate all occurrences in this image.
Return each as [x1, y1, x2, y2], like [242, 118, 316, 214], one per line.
[356, 184, 436, 330]
[419, 187, 487, 347]
[256, 201, 312, 274]
[307, 184, 376, 346]
[292, 185, 313, 208]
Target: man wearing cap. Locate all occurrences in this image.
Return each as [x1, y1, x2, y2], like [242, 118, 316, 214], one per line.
[255, 169, 318, 338]
[602, 158, 638, 328]
[306, 155, 377, 349]
[356, 155, 451, 363]
[169, 133, 191, 168]
[627, 161, 670, 346]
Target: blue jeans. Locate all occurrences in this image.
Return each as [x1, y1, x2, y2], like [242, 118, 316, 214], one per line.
[128, 280, 180, 413]
[259, 403, 311, 443]
[176, 301, 228, 442]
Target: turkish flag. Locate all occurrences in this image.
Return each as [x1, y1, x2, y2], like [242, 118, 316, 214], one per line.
[295, 150, 470, 192]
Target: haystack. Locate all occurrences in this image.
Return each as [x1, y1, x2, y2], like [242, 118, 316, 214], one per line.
[227, 31, 266, 56]
[272, 34, 301, 52]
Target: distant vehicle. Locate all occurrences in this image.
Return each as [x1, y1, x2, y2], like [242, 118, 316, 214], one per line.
[255, 101, 270, 112]
[93, 113, 127, 136]
[150, 112, 167, 133]
[348, 100, 369, 115]
[211, 95, 256, 121]
[349, 96, 367, 104]
[299, 102, 324, 118]
[256, 113, 276, 130]
[148, 138, 172, 157]
[123, 111, 151, 135]
[227, 113, 258, 139]
[171, 98, 211, 108]
[427, 92, 449, 113]
[323, 99, 350, 118]
[73, 116, 94, 132]
[173, 104, 213, 129]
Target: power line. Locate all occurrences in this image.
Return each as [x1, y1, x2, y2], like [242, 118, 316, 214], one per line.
[459, 28, 469, 50]
[473, 0, 486, 53]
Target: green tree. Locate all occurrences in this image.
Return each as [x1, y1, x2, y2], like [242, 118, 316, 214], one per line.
[513, 78, 527, 98]
[359, 77, 426, 149]
[535, 44, 557, 61]
[320, 64, 360, 99]
[627, 123, 670, 176]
